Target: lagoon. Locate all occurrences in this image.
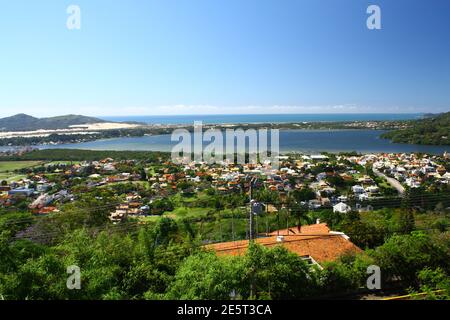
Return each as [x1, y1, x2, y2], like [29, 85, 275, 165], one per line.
[40, 130, 449, 155]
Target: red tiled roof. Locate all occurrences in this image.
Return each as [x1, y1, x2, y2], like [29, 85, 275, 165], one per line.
[268, 223, 330, 236]
[205, 224, 362, 263]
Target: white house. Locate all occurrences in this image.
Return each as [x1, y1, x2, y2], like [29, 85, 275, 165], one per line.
[352, 185, 365, 194]
[333, 202, 352, 214]
[366, 186, 379, 194]
[311, 155, 329, 161]
[421, 166, 436, 174]
[358, 193, 369, 201]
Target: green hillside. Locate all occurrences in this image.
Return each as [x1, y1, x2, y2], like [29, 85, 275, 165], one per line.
[0, 114, 106, 132]
[382, 112, 450, 145]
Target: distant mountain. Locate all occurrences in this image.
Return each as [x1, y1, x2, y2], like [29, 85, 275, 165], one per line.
[0, 114, 107, 132]
[381, 111, 450, 145]
[422, 113, 443, 119]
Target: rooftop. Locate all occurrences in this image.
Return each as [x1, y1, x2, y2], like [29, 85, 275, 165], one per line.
[205, 223, 362, 264]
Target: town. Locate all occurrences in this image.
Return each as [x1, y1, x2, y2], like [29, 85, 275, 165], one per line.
[2, 151, 449, 219]
[1, 148, 449, 300]
[1, 0, 449, 310]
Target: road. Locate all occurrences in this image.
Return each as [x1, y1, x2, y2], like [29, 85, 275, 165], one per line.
[373, 168, 405, 195]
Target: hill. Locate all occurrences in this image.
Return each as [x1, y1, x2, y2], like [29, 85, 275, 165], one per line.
[381, 112, 450, 145]
[0, 114, 107, 132]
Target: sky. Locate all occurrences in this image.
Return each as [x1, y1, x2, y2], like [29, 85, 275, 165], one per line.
[0, 0, 449, 117]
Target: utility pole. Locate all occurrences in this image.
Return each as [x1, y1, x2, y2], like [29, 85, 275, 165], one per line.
[286, 205, 289, 232]
[249, 177, 255, 242]
[219, 211, 222, 241]
[248, 177, 256, 300]
[231, 210, 235, 242]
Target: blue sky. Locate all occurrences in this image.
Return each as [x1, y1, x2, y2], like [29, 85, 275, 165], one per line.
[0, 0, 449, 116]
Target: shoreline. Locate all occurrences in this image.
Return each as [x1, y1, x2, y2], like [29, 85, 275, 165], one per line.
[0, 116, 448, 151]
[0, 130, 446, 156]
[0, 120, 407, 147]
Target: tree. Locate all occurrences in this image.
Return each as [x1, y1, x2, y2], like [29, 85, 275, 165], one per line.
[240, 244, 319, 299]
[370, 232, 450, 285]
[434, 202, 445, 212]
[319, 261, 361, 295]
[398, 209, 416, 234]
[140, 168, 147, 181]
[286, 195, 309, 231]
[0, 251, 67, 300]
[55, 195, 113, 232]
[326, 175, 346, 188]
[254, 189, 280, 205]
[411, 267, 450, 300]
[152, 217, 179, 245]
[341, 220, 387, 249]
[167, 251, 241, 300]
[150, 198, 174, 215]
[292, 187, 316, 202]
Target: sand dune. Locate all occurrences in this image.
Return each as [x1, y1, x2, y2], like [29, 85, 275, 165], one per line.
[0, 122, 140, 139]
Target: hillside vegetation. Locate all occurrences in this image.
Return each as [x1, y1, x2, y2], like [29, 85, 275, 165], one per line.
[0, 149, 169, 162]
[381, 112, 450, 145]
[0, 114, 106, 132]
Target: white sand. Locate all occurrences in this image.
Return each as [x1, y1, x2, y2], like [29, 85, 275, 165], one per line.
[0, 122, 141, 139]
[69, 122, 140, 130]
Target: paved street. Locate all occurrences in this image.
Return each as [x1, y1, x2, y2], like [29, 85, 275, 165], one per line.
[373, 168, 405, 195]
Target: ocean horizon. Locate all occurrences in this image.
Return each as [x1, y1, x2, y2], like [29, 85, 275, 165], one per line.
[100, 113, 424, 125]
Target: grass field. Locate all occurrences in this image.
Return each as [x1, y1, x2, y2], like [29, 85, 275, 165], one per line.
[0, 173, 27, 182]
[45, 161, 80, 166]
[99, 181, 150, 188]
[0, 161, 43, 172]
[0, 161, 42, 182]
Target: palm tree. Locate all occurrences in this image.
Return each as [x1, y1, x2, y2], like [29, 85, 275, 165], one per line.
[286, 194, 308, 232]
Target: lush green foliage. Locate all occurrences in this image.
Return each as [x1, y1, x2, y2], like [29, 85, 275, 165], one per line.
[0, 114, 106, 132]
[381, 112, 450, 145]
[1, 208, 449, 300]
[1, 149, 169, 162]
[369, 232, 450, 285]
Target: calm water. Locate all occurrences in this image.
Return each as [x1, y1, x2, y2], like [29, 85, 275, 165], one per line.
[40, 130, 449, 155]
[102, 113, 423, 125]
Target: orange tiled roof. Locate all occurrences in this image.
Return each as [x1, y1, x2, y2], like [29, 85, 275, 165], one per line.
[268, 223, 330, 236]
[36, 206, 58, 215]
[205, 224, 362, 263]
